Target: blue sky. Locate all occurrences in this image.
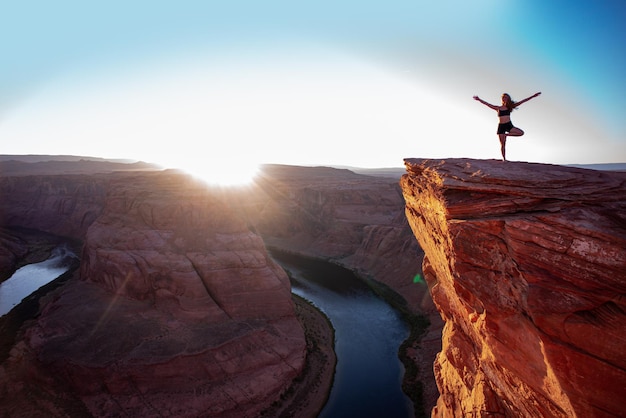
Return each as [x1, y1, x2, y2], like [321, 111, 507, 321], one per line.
[1, 1, 625, 179]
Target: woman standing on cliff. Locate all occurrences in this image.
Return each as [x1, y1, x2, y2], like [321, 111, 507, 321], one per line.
[473, 92, 541, 161]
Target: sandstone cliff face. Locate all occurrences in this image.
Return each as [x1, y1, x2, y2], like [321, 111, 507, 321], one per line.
[401, 158, 626, 418]
[0, 171, 304, 417]
[0, 175, 107, 240]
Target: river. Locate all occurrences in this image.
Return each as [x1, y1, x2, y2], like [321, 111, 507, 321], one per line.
[271, 251, 414, 418]
[0, 246, 77, 317]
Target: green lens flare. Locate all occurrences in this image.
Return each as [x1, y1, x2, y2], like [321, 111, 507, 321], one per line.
[413, 274, 423, 284]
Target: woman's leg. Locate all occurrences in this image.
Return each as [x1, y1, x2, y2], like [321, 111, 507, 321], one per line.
[498, 134, 507, 160]
[507, 127, 524, 137]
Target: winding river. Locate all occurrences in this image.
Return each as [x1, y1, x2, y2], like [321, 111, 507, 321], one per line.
[271, 251, 414, 418]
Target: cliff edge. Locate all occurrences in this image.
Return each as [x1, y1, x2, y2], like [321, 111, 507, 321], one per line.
[401, 158, 626, 417]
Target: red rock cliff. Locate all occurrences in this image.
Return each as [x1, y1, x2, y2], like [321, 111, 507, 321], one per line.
[401, 158, 626, 418]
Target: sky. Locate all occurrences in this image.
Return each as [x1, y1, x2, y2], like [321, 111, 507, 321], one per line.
[1, 1, 625, 181]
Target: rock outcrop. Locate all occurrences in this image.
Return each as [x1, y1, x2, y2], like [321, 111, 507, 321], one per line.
[401, 158, 626, 417]
[0, 171, 305, 417]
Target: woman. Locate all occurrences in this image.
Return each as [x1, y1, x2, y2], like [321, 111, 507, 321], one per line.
[473, 92, 541, 160]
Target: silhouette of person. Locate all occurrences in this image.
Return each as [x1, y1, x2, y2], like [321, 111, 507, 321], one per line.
[473, 92, 541, 160]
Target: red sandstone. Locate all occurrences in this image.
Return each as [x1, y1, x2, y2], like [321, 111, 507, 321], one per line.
[402, 158, 626, 418]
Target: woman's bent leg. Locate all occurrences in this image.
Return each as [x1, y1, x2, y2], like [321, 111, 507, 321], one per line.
[508, 127, 524, 136]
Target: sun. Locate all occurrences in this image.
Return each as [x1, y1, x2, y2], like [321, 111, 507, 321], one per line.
[162, 156, 260, 187]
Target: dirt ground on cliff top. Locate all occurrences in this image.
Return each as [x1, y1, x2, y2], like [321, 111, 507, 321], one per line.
[260, 294, 336, 418]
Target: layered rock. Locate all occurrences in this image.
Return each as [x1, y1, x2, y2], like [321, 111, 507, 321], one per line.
[0, 171, 304, 417]
[0, 175, 107, 240]
[401, 158, 626, 417]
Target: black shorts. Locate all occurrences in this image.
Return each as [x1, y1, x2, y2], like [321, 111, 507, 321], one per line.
[497, 121, 515, 134]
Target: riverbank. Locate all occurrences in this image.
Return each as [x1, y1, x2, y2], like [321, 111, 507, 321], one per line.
[261, 294, 336, 418]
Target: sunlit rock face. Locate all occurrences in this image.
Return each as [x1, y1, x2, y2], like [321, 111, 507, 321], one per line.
[401, 158, 626, 418]
[0, 171, 304, 418]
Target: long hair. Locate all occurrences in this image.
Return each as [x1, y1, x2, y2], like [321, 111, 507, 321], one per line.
[502, 93, 516, 111]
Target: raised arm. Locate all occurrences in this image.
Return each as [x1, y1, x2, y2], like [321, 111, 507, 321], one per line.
[473, 96, 499, 110]
[514, 92, 542, 107]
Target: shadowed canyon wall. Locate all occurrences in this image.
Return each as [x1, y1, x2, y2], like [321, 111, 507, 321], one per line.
[0, 171, 304, 417]
[246, 165, 429, 313]
[401, 158, 626, 418]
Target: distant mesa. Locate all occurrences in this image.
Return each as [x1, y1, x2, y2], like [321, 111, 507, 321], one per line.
[0, 154, 161, 176]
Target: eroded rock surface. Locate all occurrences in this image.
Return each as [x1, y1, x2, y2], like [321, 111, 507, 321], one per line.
[0, 171, 304, 417]
[401, 158, 626, 417]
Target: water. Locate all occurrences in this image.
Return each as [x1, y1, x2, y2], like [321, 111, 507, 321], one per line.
[0, 246, 77, 317]
[271, 251, 413, 418]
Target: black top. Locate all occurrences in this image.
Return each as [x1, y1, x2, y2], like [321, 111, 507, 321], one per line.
[498, 108, 511, 116]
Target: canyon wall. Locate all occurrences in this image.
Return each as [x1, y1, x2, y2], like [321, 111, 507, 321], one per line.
[401, 158, 626, 417]
[0, 171, 305, 417]
[246, 164, 430, 314]
[0, 175, 107, 240]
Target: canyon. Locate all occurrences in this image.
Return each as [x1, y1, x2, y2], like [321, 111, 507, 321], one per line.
[0, 161, 432, 417]
[401, 158, 626, 417]
[0, 170, 306, 417]
[1, 157, 624, 417]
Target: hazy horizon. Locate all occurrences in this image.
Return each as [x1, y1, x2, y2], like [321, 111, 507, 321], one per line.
[2, 1, 625, 179]
[3, 153, 625, 171]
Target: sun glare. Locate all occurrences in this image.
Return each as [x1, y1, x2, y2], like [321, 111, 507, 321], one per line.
[165, 158, 259, 187]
